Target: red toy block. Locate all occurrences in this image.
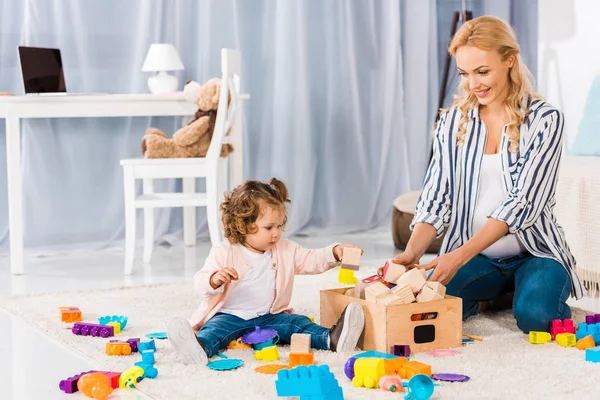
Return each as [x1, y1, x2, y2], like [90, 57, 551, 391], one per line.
[550, 319, 575, 340]
[97, 371, 121, 389]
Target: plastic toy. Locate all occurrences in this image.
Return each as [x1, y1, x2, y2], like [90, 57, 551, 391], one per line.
[431, 373, 470, 382]
[72, 323, 114, 338]
[105, 341, 132, 356]
[462, 333, 483, 341]
[106, 321, 121, 334]
[97, 371, 121, 389]
[393, 344, 411, 357]
[379, 375, 403, 392]
[59, 370, 96, 394]
[289, 352, 314, 367]
[550, 319, 575, 340]
[125, 337, 140, 352]
[400, 360, 432, 379]
[405, 373, 435, 400]
[255, 364, 289, 374]
[585, 314, 600, 324]
[555, 333, 576, 348]
[141, 349, 156, 364]
[354, 350, 400, 359]
[59, 306, 82, 323]
[529, 331, 551, 344]
[134, 362, 159, 379]
[242, 327, 278, 345]
[146, 331, 168, 340]
[255, 345, 279, 361]
[362, 274, 383, 284]
[427, 348, 460, 357]
[275, 365, 343, 400]
[228, 337, 252, 349]
[352, 358, 386, 388]
[338, 267, 358, 284]
[254, 336, 280, 350]
[99, 315, 128, 330]
[207, 353, 244, 371]
[576, 335, 595, 350]
[77, 372, 113, 400]
[139, 339, 156, 352]
[585, 347, 600, 363]
[119, 366, 145, 388]
[576, 322, 600, 344]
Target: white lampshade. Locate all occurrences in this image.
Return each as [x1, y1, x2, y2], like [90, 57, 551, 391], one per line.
[141, 44, 184, 72]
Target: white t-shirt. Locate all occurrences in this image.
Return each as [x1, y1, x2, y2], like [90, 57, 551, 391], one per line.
[472, 153, 527, 258]
[219, 247, 276, 320]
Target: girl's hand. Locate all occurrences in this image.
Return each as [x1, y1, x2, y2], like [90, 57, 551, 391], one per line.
[209, 268, 239, 289]
[378, 249, 420, 276]
[421, 251, 464, 285]
[333, 244, 363, 262]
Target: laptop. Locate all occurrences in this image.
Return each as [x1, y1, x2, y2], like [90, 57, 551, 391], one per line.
[18, 46, 68, 95]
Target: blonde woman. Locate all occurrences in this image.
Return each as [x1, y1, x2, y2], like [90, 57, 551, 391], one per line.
[392, 16, 583, 333]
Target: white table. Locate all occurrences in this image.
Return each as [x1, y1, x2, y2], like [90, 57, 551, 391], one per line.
[0, 94, 198, 275]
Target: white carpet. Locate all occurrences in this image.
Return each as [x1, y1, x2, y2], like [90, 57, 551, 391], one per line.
[0, 267, 597, 400]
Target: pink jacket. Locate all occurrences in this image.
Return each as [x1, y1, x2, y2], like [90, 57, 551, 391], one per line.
[189, 238, 339, 330]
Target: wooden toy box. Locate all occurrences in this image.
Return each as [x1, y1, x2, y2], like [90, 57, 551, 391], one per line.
[320, 287, 463, 353]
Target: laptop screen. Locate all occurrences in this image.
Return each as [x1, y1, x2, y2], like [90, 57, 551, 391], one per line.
[18, 46, 67, 94]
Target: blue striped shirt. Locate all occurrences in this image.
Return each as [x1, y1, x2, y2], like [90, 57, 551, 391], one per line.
[411, 98, 583, 299]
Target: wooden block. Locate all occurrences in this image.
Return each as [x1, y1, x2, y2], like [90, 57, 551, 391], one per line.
[396, 268, 427, 293]
[425, 281, 446, 296]
[416, 285, 444, 303]
[365, 282, 390, 303]
[345, 288, 355, 297]
[354, 281, 367, 300]
[419, 268, 428, 279]
[377, 293, 407, 306]
[383, 263, 406, 283]
[290, 333, 311, 354]
[390, 284, 416, 304]
[341, 247, 362, 271]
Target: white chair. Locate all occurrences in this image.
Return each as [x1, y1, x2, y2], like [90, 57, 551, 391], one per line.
[120, 48, 248, 275]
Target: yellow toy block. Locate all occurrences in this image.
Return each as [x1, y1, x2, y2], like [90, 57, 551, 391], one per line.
[576, 335, 596, 350]
[352, 358, 385, 389]
[255, 345, 279, 361]
[338, 267, 358, 284]
[556, 333, 576, 348]
[106, 321, 121, 334]
[529, 331, 551, 344]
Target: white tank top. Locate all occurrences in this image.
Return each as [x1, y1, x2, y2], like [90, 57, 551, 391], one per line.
[472, 153, 527, 258]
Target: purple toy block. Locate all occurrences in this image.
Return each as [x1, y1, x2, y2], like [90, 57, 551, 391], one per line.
[72, 322, 114, 338]
[59, 370, 95, 393]
[393, 344, 411, 357]
[586, 315, 596, 325]
[127, 338, 141, 352]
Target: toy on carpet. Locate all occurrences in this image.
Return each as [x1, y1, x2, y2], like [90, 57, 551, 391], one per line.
[255, 364, 289, 374]
[141, 78, 234, 159]
[72, 322, 114, 338]
[146, 331, 168, 340]
[59, 306, 82, 323]
[98, 315, 128, 331]
[379, 375, 403, 392]
[431, 373, 470, 382]
[427, 348, 460, 357]
[207, 352, 244, 371]
[275, 365, 343, 400]
[227, 337, 252, 349]
[404, 374, 435, 400]
[77, 372, 113, 400]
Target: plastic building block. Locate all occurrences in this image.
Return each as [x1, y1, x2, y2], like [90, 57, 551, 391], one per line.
[96, 372, 121, 389]
[106, 321, 121, 334]
[105, 342, 132, 356]
[585, 314, 600, 324]
[585, 347, 600, 363]
[354, 350, 400, 359]
[352, 358, 385, 388]
[134, 362, 159, 379]
[255, 345, 279, 361]
[145, 331, 168, 340]
[255, 364, 289, 374]
[59, 306, 82, 323]
[126, 338, 140, 352]
[139, 339, 156, 352]
[550, 319, 575, 340]
[576, 323, 600, 344]
[338, 267, 358, 284]
[529, 331, 551, 344]
[291, 333, 311, 354]
[379, 375, 404, 392]
[393, 344, 411, 357]
[228, 337, 252, 349]
[384, 357, 409, 375]
[341, 247, 362, 271]
[275, 365, 343, 399]
[77, 372, 113, 400]
[141, 349, 156, 364]
[555, 333, 576, 348]
[576, 335, 596, 350]
[119, 366, 145, 389]
[72, 323, 114, 338]
[399, 360, 432, 379]
[59, 370, 96, 394]
[99, 315, 128, 330]
[289, 352, 314, 367]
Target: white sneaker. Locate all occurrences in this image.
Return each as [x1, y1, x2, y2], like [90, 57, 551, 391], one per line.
[330, 302, 365, 352]
[167, 317, 208, 365]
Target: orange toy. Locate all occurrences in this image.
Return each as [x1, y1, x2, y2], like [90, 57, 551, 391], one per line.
[384, 357, 409, 375]
[77, 372, 113, 400]
[228, 337, 251, 349]
[576, 335, 596, 350]
[399, 360, 432, 379]
[105, 342, 132, 356]
[289, 353, 314, 367]
[59, 307, 82, 323]
[255, 364, 289, 374]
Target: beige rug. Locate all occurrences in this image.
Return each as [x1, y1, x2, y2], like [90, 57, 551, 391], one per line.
[0, 267, 597, 400]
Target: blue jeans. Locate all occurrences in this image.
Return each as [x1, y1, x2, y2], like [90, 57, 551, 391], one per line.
[196, 312, 330, 358]
[446, 254, 571, 333]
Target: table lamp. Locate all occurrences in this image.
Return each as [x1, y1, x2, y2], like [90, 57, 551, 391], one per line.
[141, 44, 184, 94]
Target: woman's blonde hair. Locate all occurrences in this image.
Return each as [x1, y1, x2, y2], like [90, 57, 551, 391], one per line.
[447, 15, 539, 152]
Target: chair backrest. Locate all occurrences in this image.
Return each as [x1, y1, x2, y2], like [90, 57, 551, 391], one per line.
[206, 49, 242, 163]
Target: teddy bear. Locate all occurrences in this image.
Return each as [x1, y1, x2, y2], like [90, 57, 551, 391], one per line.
[141, 78, 234, 158]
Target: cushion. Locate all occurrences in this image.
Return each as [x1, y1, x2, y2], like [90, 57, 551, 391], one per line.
[570, 75, 600, 156]
[391, 190, 445, 254]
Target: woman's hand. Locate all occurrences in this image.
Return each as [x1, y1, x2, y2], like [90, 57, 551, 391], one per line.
[378, 249, 420, 276]
[333, 244, 364, 262]
[421, 251, 465, 285]
[209, 267, 239, 289]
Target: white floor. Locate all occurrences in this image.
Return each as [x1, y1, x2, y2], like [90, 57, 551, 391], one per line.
[1, 229, 598, 400]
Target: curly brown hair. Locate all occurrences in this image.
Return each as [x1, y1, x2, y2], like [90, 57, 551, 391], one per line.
[220, 178, 291, 244]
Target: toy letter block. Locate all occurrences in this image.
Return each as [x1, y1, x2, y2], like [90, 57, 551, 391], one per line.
[576, 335, 595, 350]
[59, 306, 82, 323]
[276, 365, 343, 399]
[529, 331, 551, 344]
[291, 333, 311, 354]
[289, 352, 314, 367]
[341, 247, 362, 271]
[555, 333, 576, 348]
